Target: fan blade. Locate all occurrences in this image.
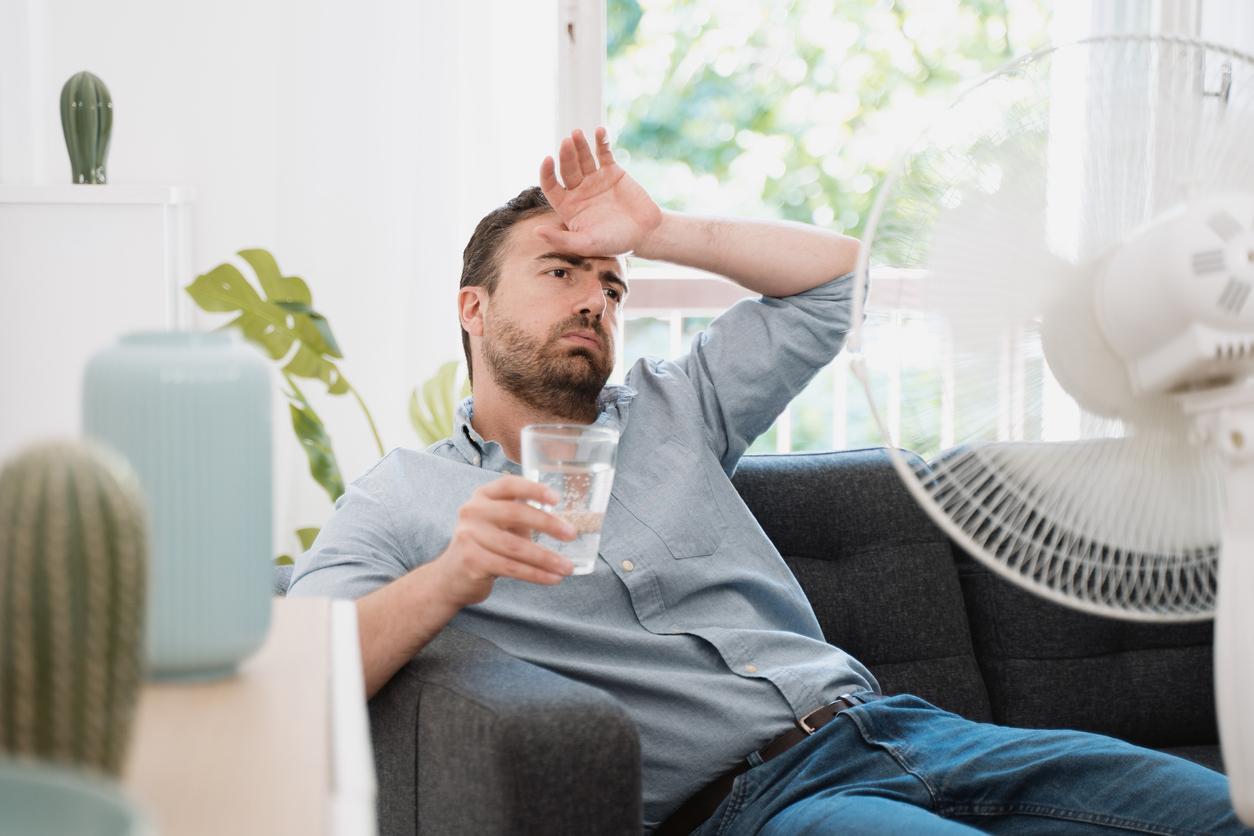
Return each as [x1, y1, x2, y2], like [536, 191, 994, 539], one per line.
[926, 437, 1220, 619]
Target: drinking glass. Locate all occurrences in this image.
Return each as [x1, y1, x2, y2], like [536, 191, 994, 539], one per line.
[520, 424, 620, 575]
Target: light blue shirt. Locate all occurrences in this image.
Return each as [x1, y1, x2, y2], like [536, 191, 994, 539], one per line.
[288, 272, 878, 830]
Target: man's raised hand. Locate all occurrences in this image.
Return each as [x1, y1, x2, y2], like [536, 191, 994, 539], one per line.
[537, 127, 663, 258]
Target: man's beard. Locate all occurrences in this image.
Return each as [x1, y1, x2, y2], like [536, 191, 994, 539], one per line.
[481, 313, 614, 423]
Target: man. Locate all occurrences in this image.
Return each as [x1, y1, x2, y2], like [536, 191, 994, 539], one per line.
[289, 128, 1247, 834]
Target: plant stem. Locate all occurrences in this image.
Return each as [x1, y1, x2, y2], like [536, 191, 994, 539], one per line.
[287, 371, 384, 458]
[283, 372, 313, 410]
[349, 384, 386, 457]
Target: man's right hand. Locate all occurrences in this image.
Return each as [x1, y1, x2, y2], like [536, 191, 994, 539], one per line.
[432, 475, 578, 608]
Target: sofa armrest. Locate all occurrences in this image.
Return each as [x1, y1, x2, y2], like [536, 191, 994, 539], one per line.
[369, 624, 642, 836]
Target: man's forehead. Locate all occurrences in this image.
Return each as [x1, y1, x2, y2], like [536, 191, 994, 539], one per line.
[504, 213, 626, 273]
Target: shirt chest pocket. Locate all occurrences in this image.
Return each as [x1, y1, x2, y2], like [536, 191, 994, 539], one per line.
[611, 437, 727, 558]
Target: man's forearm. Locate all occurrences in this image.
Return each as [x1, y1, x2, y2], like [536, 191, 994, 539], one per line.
[634, 210, 860, 297]
[356, 561, 462, 699]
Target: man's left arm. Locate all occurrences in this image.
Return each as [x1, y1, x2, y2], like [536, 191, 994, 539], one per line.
[535, 127, 858, 296]
[636, 214, 861, 473]
[635, 211, 859, 298]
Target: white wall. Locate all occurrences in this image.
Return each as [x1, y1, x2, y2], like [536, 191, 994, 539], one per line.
[2, 0, 559, 554]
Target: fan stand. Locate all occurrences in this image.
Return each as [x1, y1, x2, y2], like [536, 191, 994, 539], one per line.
[1179, 381, 1254, 824]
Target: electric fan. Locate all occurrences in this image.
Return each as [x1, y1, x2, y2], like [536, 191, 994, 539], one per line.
[849, 34, 1254, 821]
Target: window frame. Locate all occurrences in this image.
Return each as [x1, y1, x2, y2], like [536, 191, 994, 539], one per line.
[557, 1, 1101, 456]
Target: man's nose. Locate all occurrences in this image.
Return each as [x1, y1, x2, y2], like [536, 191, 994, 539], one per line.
[574, 275, 607, 320]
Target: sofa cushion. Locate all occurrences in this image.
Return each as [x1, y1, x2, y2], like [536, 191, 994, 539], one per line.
[1162, 744, 1223, 773]
[957, 551, 1217, 749]
[733, 449, 993, 722]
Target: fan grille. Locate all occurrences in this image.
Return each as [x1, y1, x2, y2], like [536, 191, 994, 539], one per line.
[854, 35, 1254, 619]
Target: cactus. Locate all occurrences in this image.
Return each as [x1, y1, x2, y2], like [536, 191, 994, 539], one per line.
[59, 71, 113, 185]
[0, 440, 148, 776]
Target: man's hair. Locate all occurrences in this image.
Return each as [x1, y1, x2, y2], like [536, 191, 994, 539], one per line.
[460, 186, 554, 386]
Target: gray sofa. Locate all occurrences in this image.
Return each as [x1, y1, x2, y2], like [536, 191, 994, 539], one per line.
[280, 446, 1221, 835]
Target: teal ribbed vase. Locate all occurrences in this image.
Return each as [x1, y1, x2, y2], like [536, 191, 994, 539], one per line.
[83, 331, 272, 680]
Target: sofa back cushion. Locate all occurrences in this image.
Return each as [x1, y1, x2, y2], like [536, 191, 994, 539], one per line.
[925, 442, 1218, 748]
[957, 552, 1216, 748]
[733, 449, 993, 722]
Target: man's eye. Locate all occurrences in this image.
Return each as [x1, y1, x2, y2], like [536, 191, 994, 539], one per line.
[549, 268, 569, 279]
[604, 287, 621, 301]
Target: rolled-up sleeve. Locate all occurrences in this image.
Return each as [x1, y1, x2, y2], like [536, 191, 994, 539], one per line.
[675, 272, 856, 474]
[286, 478, 408, 600]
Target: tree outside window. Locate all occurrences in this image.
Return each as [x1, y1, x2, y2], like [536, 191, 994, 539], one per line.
[607, 0, 1052, 457]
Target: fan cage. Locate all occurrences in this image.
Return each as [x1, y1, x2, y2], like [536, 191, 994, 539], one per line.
[850, 34, 1254, 620]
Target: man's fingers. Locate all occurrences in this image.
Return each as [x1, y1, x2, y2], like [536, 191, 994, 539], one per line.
[572, 129, 598, 176]
[539, 156, 564, 205]
[485, 552, 567, 586]
[477, 499, 576, 541]
[594, 127, 615, 168]
[558, 136, 583, 189]
[468, 526, 575, 577]
[534, 225, 595, 254]
[481, 474, 558, 504]
[474, 477, 576, 541]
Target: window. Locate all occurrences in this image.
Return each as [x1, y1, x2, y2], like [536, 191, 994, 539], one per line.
[566, 1, 1056, 458]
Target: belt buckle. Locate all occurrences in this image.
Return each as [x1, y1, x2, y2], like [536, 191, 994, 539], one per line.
[796, 695, 852, 735]
[796, 704, 827, 735]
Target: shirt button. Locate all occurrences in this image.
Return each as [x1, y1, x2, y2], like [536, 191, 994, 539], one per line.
[745, 664, 758, 674]
[621, 559, 635, 572]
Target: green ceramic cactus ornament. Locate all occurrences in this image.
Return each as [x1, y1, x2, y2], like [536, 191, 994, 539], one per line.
[0, 440, 149, 776]
[59, 71, 113, 184]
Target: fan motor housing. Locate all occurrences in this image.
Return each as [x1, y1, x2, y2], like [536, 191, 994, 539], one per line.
[1096, 193, 1254, 395]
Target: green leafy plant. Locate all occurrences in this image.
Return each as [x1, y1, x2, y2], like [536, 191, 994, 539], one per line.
[186, 249, 476, 564]
[185, 249, 385, 563]
[409, 360, 472, 446]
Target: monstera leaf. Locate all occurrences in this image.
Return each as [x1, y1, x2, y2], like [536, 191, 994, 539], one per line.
[186, 248, 387, 565]
[410, 360, 472, 445]
[185, 249, 371, 504]
[289, 402, 345, 501]
[186, 249, 348, 393]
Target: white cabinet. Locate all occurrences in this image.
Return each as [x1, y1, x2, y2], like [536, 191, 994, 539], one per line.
[0, 185, 193, 461]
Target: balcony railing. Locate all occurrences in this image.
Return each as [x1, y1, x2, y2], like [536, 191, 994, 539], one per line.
[618, 265, 1052, 459]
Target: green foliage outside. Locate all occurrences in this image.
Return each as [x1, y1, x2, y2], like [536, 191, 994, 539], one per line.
[610, 0, 1052, 457]
[607, 0, 1050, 253]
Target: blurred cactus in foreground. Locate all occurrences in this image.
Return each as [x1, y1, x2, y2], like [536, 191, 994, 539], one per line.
[0, 440, 148, 775]
[59, 71, 113, 184]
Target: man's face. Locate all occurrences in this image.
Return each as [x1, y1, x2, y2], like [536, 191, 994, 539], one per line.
[477, 212, 628, 418]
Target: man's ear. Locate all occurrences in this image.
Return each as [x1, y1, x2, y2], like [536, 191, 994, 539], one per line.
[458, 286, 487, 337]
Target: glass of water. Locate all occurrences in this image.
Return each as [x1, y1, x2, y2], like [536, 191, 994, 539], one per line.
[520, 424, 620, 575]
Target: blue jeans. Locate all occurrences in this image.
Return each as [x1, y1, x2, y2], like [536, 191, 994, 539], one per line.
[691, 693, 1249, 835]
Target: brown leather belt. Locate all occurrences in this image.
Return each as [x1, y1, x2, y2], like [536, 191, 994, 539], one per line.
[654, 695, 860, 836]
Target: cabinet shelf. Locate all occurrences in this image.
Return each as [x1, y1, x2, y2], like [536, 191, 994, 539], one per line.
[0, 184, 194, 205]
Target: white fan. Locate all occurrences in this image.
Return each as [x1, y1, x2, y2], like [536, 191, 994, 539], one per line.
[849, 34, 1254, 822]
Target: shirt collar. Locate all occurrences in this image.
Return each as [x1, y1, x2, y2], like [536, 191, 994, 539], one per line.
[452, 385, 637, 473]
